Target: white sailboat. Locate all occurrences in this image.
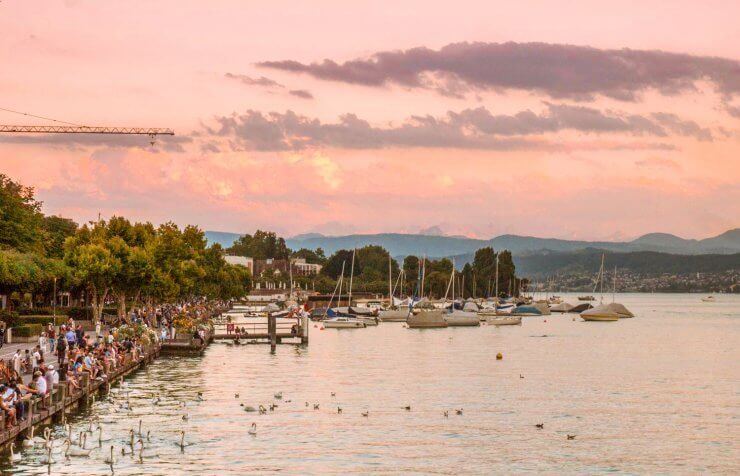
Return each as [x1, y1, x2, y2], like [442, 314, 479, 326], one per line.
[445, 260, 480, 327]
[581, 255, 619, 322]
[325, 259, 366, 328]
[407, 256, 448, 329]
[485, 255, 521, 325]
[379, 258, 409, 322]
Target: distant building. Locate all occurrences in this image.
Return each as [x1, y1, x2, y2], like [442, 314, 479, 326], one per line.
[252, 258, 323, 277]
[291, 258, 322, 276]
[224, 255, 254, 274]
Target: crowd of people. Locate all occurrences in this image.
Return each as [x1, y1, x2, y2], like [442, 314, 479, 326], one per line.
[0, 298, 226, 430]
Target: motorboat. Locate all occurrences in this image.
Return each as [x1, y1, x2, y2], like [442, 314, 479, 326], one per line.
[407, 310, 448, 328]
[580, 305, 619, 321]
[549, 302, 574, 313]
[444, 310, 480, 327]
[323, 317, 366, 329]
[486, 315, 522, 326]
[578, 295, 596, 301]
[701, 296, 716, 302]
[511, 305, 542, 317]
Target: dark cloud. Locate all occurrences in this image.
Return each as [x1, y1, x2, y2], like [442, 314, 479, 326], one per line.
[210, 104, 697, 151]
[258, 42, 740, 101]
[651, 113, 713, 141]
[0, 133, 191, 152]
[224, 73, 284, 88]
[288, 89, 314, 99]
[726, 104, 740, 119]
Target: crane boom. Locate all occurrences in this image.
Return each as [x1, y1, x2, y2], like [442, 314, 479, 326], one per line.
[0, 125, 174, 135]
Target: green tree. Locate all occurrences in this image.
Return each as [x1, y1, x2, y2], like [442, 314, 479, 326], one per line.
[0, 174, 45, 253]
[228, 230, 290, 259]
[42, 215, 78, 259]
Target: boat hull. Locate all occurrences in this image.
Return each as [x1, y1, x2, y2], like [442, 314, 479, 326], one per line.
[379, 309, 410, 322]
[323, 320, 366, 328]
[407, 310, 448, 328]
[445, 312, 481, 327]
[486, 316, 522, 326]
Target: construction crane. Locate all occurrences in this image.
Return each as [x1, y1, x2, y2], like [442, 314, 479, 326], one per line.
[0, 107, 174, 144]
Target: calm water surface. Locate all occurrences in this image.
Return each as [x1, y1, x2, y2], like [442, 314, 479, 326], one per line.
[3, 293, 739, 475]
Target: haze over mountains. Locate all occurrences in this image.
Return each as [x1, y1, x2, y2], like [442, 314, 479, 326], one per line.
[205, 228, 740, 258]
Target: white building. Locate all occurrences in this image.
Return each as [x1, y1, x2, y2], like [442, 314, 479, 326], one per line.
[224, 255, 254, 274]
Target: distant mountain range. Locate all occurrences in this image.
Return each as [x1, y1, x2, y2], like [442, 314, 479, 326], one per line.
[205, 228, 740, 259]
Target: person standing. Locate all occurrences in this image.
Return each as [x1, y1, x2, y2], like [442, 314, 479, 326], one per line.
[95, 320, 102, 343]
[56, 332, 68, 365]
[46, 324, 56, 355]
[11, 349, 21, 376]
[65, 326, 76, 349]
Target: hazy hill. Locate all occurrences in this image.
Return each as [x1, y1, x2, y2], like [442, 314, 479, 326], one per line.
[205, 228, 740, 258]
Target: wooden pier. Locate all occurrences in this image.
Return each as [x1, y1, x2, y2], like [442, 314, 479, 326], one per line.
[0, 344, 161, 450]
[213, 314, 309, 350]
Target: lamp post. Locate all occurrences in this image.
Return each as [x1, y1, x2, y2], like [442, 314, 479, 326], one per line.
[53, 277, 57, 318]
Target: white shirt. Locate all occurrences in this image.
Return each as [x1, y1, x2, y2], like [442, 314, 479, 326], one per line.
[12, 353, 21, 373]
[32, 351, 41, 368]
[36, 376, 47, 395]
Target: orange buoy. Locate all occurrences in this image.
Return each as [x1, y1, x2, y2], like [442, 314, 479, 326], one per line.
[496, 352, 503, 360]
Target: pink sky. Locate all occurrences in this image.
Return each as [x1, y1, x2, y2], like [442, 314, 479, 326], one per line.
[1, 0, 738, 240]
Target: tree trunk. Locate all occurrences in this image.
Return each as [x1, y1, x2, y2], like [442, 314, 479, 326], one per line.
[117, 291, 127, 320]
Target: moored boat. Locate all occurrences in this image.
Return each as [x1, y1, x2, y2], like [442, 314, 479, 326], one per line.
[323, 317, 366, 328]
[445, 310, 480, 327]
[407, 310, 448, 328]
[580, 305, 619, 321]
[486, 315, 522, 326]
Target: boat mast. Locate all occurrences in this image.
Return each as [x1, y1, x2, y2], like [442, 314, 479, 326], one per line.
[613, 265, 617, 303]
[338, 260, 346, 308]
[494, 254, 499, 311]
[388, 254, 393, 309]
[451, 258, 455, 309]
[348, 248, 355, 308]
[599, 254, 605, 303]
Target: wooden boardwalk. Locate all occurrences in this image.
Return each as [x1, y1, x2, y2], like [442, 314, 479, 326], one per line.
[0, 345, 160, 450]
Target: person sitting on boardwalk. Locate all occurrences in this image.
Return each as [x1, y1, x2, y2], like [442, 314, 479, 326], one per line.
[0, 384, 18, 428]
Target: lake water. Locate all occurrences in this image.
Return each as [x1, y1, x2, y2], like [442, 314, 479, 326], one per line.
[3, 293, 739, 475]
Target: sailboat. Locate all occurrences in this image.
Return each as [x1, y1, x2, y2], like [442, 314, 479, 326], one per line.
[379, 258, 410, 322]
[580, 255, 619, 322]
[606, 266, 634, 318]
[485, 255, 521, 326]
[407, 256, 448, 328]
[324, 260, 366, 328]
[444, 260, 480, 327]
[343, 249, 379, 325]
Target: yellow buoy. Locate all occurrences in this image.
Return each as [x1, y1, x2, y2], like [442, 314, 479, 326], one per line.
[496, 352, 503, 360]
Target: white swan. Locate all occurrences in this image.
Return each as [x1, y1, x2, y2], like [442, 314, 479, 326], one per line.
[103, 445, 116, 465]
[9, 442, 21, 463]
[248, 423, 257, 436]
[39, 446, 54, 465]
[97, 425, 113, 443]
[176, 430, 191, 449]
[65, 438, 91, 457]
[136, 439, 159, 459]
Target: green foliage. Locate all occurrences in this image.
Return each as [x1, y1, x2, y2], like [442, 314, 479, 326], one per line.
[291, 247, 327, 265]
[42, 215, 78, 258]
[0, 174, 45, 254]
[227, 230, 290, 259]
[16, 316, 67, 326]
[0, 310, 19, 328]
[11, 324, 42, 337]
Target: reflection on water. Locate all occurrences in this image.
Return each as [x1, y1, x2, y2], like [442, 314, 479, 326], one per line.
[2, 294, 738, 474]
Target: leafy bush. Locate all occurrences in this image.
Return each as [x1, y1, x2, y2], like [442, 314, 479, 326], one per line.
[0, 310, 19, 328]
[11, 324, 43, 337]
[66, 307, 92, 320]
[16, 307, 55, 316]
[17, 316, 67, 326]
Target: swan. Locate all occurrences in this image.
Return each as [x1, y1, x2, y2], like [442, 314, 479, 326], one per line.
[182, 413, 189, 421]
[274, 392, 283, 399]
[136, 439, 159, 459]
[103, 445, 116, 465]
[138, 419, 143, 436]
[65, 438, 92, 457]
[39, 446, 54, 465]
[248, 423, 257, 436]
[128, 429, 136, 449]
[177, 430, 191, 448]
[9, 442, 21, 463]
[97, 425, 113, 443]
[258, 405, 267, 414]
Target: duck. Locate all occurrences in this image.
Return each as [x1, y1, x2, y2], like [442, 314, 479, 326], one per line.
[403, 405, 411, 411]
[520, 374, 525, 379]
[103, 445, 116, 465]
[330, 392, 336, 397]
[337, 407, 342, 414]
[243, 405, 257, 412]
[567, 434, 576, 440]
[269, 403, 277, 411]
[443, 411, 449, 418]
[248, 423, 257, 436]
[313, 403, 320, 410]
[455, 408, 463, 415]
[274, 392, 283, 399]
[9, 442, 22, 463]
[535, 423, 544, 429]
[234, 393, 240, 399]
[182, 413, 189, 421]
[196, 392, 204, 402]
[361, 411, 369, 417]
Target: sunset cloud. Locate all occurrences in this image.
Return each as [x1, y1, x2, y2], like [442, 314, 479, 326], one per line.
[210, 104, 707, 151]
[259, 42, 740, 101]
